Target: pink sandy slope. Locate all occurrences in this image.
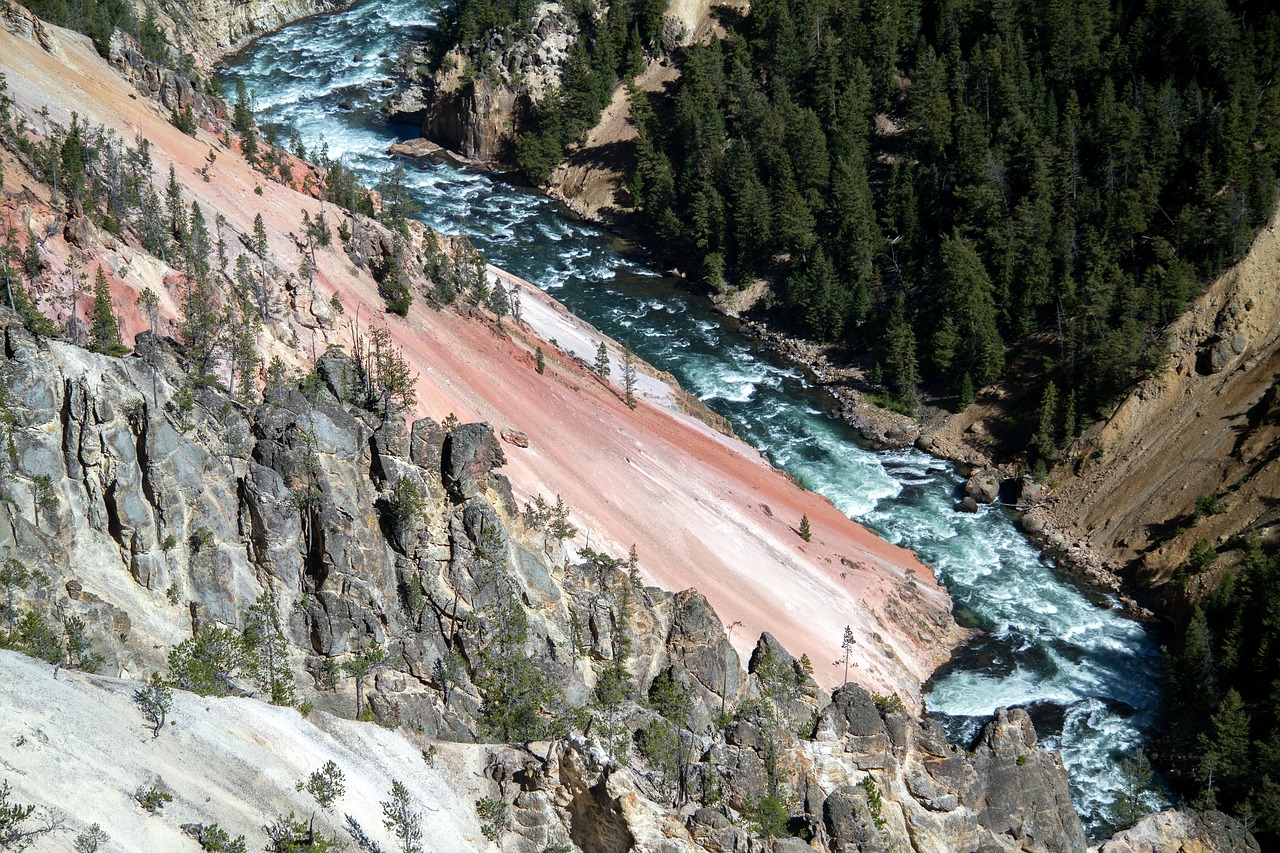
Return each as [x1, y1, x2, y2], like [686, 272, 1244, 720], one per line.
[0, 18, 966, 706]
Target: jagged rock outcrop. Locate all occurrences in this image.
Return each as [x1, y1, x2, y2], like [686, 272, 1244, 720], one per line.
[108, 29, 224, 122]
[1097, 808, 1260, 853]
[0, 7, 1257, 849]
[806, 685, 1086, 853]
[156, 0, 349, 60]
[421, 3, 580, 161]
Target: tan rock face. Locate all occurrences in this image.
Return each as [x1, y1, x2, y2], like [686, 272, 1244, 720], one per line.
[1043, 205, 1280, 595]
[421, 2, 580, 161]
[167, 0, 350, 60]
[1098, 809, 1260, 853]
[424, 73, 521, 162]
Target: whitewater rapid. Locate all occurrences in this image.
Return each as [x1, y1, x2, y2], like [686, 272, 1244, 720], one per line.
[224, 0, 1167, 833]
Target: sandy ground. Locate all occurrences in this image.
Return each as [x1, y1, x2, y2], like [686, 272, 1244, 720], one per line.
[0, 19, 964, 704]
[0, 650, 492, 852]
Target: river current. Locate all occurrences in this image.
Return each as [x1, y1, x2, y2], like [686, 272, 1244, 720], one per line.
[224, 0, 1167, 833]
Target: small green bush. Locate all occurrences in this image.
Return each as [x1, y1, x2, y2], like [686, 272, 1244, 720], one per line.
[135, 785, 173, 814]
[476, 796, 508, 842]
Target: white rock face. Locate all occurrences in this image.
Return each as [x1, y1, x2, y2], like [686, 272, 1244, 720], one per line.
[0, 650, 492, 851]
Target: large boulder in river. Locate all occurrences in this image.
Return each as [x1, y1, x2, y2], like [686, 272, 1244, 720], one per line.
[964, 472, 1001, 504]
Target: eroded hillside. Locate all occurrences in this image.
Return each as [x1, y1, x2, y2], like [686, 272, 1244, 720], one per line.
[1016, 202, 1280, 611]
[0, 4, 1261, 852]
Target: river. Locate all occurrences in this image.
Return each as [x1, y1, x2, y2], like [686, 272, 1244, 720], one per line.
[224, 0, 1167, 834]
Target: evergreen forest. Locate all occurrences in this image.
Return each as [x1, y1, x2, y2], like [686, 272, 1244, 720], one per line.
[439, 0, 1280, 458]
[1164, 538, 1280, 843]
[18, 0, 171, 61]
[629, 0, 1280, 440]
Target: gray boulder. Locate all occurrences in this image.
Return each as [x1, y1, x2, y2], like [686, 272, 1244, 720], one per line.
[964, 473, 1000, 504]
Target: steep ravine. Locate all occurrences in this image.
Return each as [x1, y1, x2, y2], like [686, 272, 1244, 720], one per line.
[223, 0, 1172, 835]
[0, 3, 1245, 850]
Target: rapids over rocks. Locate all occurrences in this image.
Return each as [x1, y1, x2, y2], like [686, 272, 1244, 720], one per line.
[224, 0, 1167, 833]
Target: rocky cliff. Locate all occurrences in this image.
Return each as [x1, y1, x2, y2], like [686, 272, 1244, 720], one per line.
[155, 0, 349, 62]
[416, 0, 720, 177]
[0, 293, 1251, 850]
[420, 2, 582, 162]
[0, 7, 1255, 852]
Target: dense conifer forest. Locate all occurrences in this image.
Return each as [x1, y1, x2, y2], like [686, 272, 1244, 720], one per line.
[438, 0, 1280, 454]
[629, 0, 1279, 436]
[1164, 537, 1280, 842]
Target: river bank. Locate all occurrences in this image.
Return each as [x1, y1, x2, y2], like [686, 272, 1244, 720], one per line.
[392, 87, 1146, 617]
[732, 319, 1157, 615]
[222, 0, 1171, 828]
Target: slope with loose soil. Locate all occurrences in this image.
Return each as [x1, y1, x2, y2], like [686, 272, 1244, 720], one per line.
[0, 11, 963, 707]
[1040, 200, 1280, 606]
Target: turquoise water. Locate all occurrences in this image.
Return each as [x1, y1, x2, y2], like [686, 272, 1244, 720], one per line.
[225, 0, 1166, 832]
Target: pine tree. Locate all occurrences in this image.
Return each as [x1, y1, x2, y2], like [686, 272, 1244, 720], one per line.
[22, 232, 42, 283]
[179, 277, 222, 381]
[88, 266, 127, 356]
[252, 213, 269, 258]
[841, 626, 857, 684]
[939, 234, 1004, 387]
[486, 277, 509, 326]
[186, 202, 211, 285]
[622, 342, 638, 409]
[1033, 381, 1060, 461]
[345, 642, 400, 719]
[535, 346, 545, 375]
[884, 295, 919, 401]
[799, 514, 811, 542]
[381, 780, 423, 853]
[1198, 689, 1250, 803]
[62, 255, 87, 347]
[594, 341, 611, 378]
[244, 593, 294, 706]
[226, 310, 261, 403]
[135, 287, 161, 400]
[165, 165, 186, 245]
[233, 78, 259, 163]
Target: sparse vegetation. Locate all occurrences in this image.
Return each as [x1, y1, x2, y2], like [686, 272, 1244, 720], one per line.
[475, 796, 507, 843]
[167, 625, 250, 697]
[135, 785, 173, 814]
[386, 476, 427, 543]
[0, 779, 60, 851]
[296, 761, 346, 812]
[872, 693, 906, 715]
[73, 823, 110, 853]
[381, 781, 423, 853]
[344, 642, 401, 720]
[194, 823, 247, 853]
[861, 776, 886, 831]
[133, 672, 173, 738]
[740, 793, 790, 839]
[264, 812, 347, 852]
